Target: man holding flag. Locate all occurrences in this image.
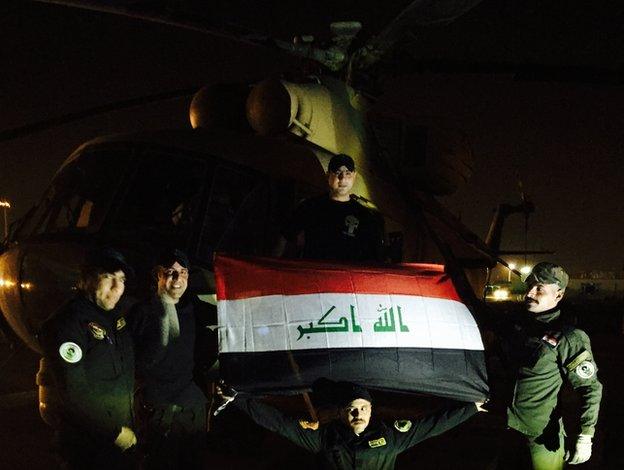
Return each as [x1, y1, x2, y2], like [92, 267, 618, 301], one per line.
[217, 379, 483, 470]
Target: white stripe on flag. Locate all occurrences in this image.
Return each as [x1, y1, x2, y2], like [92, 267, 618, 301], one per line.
[218, 293, 484, 353]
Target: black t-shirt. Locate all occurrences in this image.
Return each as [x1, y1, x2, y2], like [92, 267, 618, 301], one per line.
[282, 195, 383, 262]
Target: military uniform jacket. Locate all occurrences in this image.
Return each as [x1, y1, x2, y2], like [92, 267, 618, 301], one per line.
[235, 398, 476, 469]
[39, 295, 134, 442]
[129, 297, 206, 407]
[504, 309, 602, 437]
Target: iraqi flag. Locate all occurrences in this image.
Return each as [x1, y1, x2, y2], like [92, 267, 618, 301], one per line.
[215, 254, 488, 402]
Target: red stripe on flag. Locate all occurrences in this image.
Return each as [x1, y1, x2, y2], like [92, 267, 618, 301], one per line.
[214, 254, 461, 301]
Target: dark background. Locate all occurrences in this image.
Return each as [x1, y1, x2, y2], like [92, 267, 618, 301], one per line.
[2, 0, 624, 273]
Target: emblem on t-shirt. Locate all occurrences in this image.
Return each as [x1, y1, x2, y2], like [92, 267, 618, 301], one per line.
[343, 215, 360, 236]
[59, 342, 82, 363]
[116, 317, 126, 331]
[88, 322, 106, 340]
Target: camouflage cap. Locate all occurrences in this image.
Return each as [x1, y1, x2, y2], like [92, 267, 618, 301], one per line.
[525, 262, 569, 289]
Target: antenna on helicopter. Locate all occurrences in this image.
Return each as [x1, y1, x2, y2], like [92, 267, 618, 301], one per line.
[486, 178, 553, 258]
[485, 179, 535, 254]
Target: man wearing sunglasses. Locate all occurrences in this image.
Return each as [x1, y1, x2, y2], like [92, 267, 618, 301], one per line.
[130, 248, 207, 470]
[275, 153, 384, 262]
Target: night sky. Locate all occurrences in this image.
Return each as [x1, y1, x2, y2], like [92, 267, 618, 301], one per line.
[2, 1, 624, 274]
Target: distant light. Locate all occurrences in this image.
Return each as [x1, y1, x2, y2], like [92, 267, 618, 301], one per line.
[520, 265, 532, 275]
[0, 200, 10, 208]
[20, 282, 33, 290]
[508, 262, 516, 270]
[493, 288, 510, 301]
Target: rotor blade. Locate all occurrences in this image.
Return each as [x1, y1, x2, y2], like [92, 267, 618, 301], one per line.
[0, 88, 197, 143]
[498, 250, 555, 255]
[354, 0, 484, 71]
[32, 0, 266, 48]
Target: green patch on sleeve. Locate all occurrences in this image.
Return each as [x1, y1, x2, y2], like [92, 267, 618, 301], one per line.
[565, 349, 591, 371]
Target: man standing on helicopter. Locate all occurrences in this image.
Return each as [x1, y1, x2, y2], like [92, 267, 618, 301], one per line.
[275, 153, 384, 262]
[129, 248, 207, 470]
[39, 247, 137, 470]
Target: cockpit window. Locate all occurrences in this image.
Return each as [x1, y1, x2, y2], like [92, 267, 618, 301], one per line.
[26, 150, 128, 236]
[111, 150, 208, 245]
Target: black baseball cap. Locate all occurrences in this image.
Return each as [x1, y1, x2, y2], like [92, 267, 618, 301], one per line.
[328, 154, 355, 173]
[84, 247, 134, 278]
[155, 248, 190, 269]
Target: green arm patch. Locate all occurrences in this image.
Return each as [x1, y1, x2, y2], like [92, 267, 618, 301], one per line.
[565, 349, 591, 371]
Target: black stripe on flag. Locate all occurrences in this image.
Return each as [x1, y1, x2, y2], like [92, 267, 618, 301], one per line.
[220, 347, 489, 403]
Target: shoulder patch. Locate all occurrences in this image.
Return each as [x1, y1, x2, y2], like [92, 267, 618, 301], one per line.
[368, 437, 387, 448]
[59, 342, 82, 363]
[116, 317, 126, 331]
[88, 322, 106, 340]
[394, 419, 413, 432]
[298, 419, 319, 431]
[566, 349, 591, 371]
[575, 361, 596, 379]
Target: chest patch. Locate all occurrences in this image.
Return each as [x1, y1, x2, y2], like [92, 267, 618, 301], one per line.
[116, 317, 126, 331]
[575, 361, 596, 379]
[368, 437, 386, 448]
[88, 322, 106, 340]
[59, 342, 82, 363]
[394, 420, 412, 432]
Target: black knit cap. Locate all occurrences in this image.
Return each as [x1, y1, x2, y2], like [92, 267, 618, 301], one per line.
[155, 248, 190, 269]
[328, 154, 355, 173]
[335, 381, 372, 407]
[84, 247, 134, 278]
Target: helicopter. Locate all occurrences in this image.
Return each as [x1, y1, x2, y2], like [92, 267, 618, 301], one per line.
[0, 0, 521, 357]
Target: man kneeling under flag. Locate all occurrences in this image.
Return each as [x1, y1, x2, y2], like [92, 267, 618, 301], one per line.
[216, 379, 484, 470]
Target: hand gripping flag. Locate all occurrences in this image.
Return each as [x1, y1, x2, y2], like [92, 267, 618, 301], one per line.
[215, 255, 488, 402]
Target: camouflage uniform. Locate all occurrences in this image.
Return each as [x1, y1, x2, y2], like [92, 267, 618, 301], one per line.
[502, 309, 602, 469]
[499, 262, 602, 469]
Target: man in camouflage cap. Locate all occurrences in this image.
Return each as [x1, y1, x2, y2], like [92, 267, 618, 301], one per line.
[499, 262, 602, 469]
